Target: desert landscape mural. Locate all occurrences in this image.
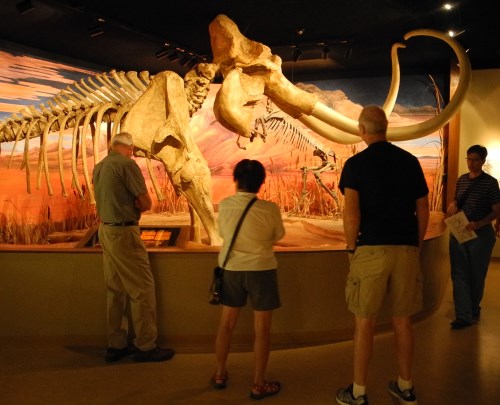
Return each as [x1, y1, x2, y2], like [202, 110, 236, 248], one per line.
[0, 47, 444, 246]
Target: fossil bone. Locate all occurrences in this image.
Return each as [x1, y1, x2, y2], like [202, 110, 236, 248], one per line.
[0, 15, 471, 247]
[209, 14, 471, 144]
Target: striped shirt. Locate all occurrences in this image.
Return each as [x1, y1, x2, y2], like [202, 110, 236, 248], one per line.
[455, 172, 500, 224]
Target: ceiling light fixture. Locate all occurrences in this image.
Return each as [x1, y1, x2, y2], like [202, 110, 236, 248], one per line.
[88, 26, 104, 38]
[155, 48, 169, 59]
[16, 0, 34, 15]
[322, 45, 330, 60]
[448, 29, 465, 38]
[179, 54, 192, 67]
[186, 57, 198, 69]
[167, 51, 180, 62]
[292, 48, 302, 62]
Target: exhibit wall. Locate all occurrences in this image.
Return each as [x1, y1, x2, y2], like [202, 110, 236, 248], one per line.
[459, 69, 500, 256]
[0, 43, 446, 246]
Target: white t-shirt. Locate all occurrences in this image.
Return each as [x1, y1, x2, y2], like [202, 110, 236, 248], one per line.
[217, 192, 285, 271]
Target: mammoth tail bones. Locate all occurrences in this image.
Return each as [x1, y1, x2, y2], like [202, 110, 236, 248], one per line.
[0, 14, 471, 246]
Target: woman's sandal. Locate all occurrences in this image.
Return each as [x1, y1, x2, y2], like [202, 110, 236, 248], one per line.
[211, 371, 228, 389]
[249, 380, 281, 400]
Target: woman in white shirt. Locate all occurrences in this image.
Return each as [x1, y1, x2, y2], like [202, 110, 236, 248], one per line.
[211, 159, 285, 400]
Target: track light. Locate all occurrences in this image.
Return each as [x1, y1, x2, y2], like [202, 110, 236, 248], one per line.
[292, 48, 302, 62]
[168, 51, 180, 62]
[186, 58, 198, 69]
[448, 29, 465, 38]
[155, 48, 169, 59]
[322, 45, 330, 60]
[16, 0, 34, 15]
[179, 54, 192, 67]
[88, 26, 104, 37]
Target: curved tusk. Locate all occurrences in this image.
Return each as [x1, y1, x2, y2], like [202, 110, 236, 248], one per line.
[385, 29, 471, 141]
[382, 42, 405, 117]
[298, 114, 362, 145]
[307, 29, 471, 143]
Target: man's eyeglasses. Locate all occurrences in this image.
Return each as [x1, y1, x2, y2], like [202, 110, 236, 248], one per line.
[465, 157, 483, 163]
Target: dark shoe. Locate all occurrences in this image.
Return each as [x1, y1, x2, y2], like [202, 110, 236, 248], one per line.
[105, 345, 137, 363]
[336, 384, 369, 405]
[133, 347, 175, 362]
[450, 319, 473, 330]
[388, 380, 417, 404]
[249, 381, 281, 400]
[211, 371, 228, 389]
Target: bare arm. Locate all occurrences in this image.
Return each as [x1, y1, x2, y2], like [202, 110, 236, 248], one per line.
[343, 187, 361, 251]
[416, 195, 430, 248]
[135, 192, 152, 212]
[466, 201, 500, 231]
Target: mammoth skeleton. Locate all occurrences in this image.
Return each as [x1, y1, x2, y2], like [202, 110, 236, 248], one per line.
[209, 14, 471, 145]
[0, 14, 470, 246]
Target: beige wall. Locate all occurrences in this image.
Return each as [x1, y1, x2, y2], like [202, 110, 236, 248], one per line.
[459, 69, 500, 256]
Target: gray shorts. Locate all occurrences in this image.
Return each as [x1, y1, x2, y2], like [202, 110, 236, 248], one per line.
[220, 269, 281, 311]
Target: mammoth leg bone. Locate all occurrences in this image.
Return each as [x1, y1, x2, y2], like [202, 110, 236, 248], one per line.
[122, 70, 221, 246]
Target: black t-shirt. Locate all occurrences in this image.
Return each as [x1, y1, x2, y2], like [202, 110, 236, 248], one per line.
[339, 141, 429, 246]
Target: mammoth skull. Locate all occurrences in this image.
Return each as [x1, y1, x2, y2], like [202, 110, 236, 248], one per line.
[209, 14, 471, 145]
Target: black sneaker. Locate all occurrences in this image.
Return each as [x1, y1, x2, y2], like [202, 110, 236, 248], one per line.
[450, 319, 473, 330]
[105, 345, 137, 363]
[388, 380, 417, 404]
[133, 347, 175, 362]
[336, 384, 369, 405]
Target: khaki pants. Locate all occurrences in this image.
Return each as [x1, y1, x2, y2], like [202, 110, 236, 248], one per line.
[99, 224, 158, 351]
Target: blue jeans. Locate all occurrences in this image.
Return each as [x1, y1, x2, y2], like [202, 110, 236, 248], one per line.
[449, 224, 496, 322]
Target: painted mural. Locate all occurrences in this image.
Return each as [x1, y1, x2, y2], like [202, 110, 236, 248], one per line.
[0, 46, 445, 245]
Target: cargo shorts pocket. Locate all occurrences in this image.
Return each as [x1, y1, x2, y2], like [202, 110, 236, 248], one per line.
[413, 273, 424, 312]
[345, 274, 360, 310]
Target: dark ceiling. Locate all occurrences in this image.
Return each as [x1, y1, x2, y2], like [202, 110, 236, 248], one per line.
[1, 0, 499, 81]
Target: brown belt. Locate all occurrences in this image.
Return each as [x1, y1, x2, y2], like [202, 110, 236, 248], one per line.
[103, 221, 138, 226]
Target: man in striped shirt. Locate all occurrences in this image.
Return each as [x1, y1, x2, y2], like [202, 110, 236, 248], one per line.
[446, 144, 500, 330]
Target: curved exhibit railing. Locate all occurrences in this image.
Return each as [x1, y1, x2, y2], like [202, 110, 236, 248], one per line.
[0, 228, 450, 352]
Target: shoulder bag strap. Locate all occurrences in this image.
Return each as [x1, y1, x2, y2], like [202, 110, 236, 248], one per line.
[456, 172, 486, 209]
[221, 197, 258, 268]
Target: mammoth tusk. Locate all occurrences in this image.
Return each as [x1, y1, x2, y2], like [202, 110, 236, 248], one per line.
[298, 114, 362, 145]
[382, 42, 405, 117]
[308, 29, 471, 143]
[386, 28, 471, 141]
